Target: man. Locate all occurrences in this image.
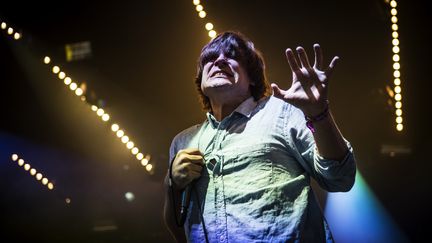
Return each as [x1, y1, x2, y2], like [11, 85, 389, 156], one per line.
[164, 31, 356, 242]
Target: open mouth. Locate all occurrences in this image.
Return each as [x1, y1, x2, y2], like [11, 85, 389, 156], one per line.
[211, 70, 233, 78]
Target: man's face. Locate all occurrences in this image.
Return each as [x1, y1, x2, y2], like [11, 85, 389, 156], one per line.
[201, 52, 251, 99]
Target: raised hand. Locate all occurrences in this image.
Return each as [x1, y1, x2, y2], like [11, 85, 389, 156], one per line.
[271, 44, 339, 117]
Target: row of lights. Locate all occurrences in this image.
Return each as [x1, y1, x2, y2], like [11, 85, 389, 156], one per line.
[11, 154, 54, 190]
[0, 19, 22, 40]
[43, 56, 153, 172]
[388, 0, 403, 132]
[192, 0, 217, 38]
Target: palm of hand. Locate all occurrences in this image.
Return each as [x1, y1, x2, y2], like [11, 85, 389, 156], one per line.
[271, 44, 338, 117]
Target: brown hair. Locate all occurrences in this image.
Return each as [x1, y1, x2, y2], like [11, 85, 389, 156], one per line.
[195, 31, 271, 111]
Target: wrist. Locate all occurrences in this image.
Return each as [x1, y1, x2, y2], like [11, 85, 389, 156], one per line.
[305, 101, 330, 133]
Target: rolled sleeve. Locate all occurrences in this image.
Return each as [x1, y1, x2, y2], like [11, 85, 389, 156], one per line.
[312, 140, 356, 192]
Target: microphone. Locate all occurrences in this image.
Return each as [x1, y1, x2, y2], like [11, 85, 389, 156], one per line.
[180, 181, 194, 226]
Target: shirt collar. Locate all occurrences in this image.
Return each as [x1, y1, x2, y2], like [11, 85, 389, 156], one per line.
[206, 96, 257, 127]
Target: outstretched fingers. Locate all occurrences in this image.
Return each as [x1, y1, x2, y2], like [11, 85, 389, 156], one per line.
[326, 56, 340, 79]
[313, 44, 323, 70]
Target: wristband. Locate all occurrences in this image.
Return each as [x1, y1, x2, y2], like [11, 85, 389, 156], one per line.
[305, 103, 329, 133]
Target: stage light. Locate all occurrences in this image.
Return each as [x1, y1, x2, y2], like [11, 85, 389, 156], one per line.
[209, 30, 217, 38]
[392, 31, 398, 38]
[42, 178, 48, 185]
[193, 0, 200, 5]
[394, 78, 401, 86]
[396, 109, 402, 116]
[205, 23, 214, 30]
[391, 8, 397, 16]
[146, 164, 153, 171]
[96, 108, 104, 116]
[91, 105, 98, 111]
[52, 66, 60, 74]
[64, 77, 72, 85]
[44, 56, 51, 64]
[47, 182, 54, 190]
[391, 16, 398, 24]
[394, 86, 401, 94]
[111, 124, 119, 132]
[14, 32, 21, 40]
[24, 164, 31, 171]
[7, 27, 13, 35]
[125, 192, 135, 202]
[396, 116, 403, 124]
[36, 173, 43, 181]
[392, 54, 400, 62]
[116, 130, 124, 138]
[12, 154, 18, 161]
[392, 24, 398, 31]
[1, 22, 6, 29]
[65, 198, 71, 204]
[396, 123, 403, 131]
[75, 88, 83, 96]
[69, 82, 78, 91]
[390, 0, 397, 8]
[395, 101, 402, 109]
[126, 141, 134, 149]
[392, 38, 399, 46]
[18, 159, 25, 166]
[136, 153, 144, 160]
[131, 147, 139, 155]
[392, 46, 400, 54]
[196, 5, 203, 12]
[30, 168, 37, 176]
[102, 113, 110, 121]
[393, 70, 400, 78]
[141, 158, 149, 166]
[395, 94, 402, 101]
[393, 62, 400, 70]
[199, 11, 206, 18]
[121, 135, 129, 144]
[58, 71, 66, 79]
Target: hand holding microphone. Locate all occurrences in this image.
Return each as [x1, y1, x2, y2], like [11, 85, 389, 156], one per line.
[170, 148, 204, 225]
[171, 148, 205, 190]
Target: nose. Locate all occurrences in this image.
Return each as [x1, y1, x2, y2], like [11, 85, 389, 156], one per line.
[214, 53, 228, 67]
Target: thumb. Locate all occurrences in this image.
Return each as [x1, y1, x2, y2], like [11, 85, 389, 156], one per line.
[271, 83, 284, 98]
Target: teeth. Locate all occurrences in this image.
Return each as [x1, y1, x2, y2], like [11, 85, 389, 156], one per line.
[214, 72, 227, 77]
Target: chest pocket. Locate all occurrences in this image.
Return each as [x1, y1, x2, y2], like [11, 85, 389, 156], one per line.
[221, 144, 273, 191]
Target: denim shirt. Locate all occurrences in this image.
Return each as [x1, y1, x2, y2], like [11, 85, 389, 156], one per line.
[169, 95, 356, 243]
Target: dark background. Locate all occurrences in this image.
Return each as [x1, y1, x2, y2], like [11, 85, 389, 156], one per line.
[1, 0, 430, 242]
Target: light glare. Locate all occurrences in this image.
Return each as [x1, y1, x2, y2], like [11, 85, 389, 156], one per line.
[126, 141, 134, 149]
[209, 30, 217, 38]
[111, 124, 120, 132]
[44, 56, 51, 64]
[199, 11, 206, 18]
[69, 82, 78, 91]
[116, 130, 124, 138]
[396, 123, 403, 131]
[58, 72, 66, 79]
[102, 113, 110, 121]
[205, 23, 214, 30]
[52, 66, 60, 74]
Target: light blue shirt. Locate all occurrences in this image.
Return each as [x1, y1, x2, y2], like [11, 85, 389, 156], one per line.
[169, 95, 356, 242]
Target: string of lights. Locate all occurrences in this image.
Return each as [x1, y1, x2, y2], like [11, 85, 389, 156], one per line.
[192, 0, 217, 38]
[11, 154, 55, 190]
[0, 18, 22, 40]
[388, 0, 403, 132]
[43, 56, 153, 173]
